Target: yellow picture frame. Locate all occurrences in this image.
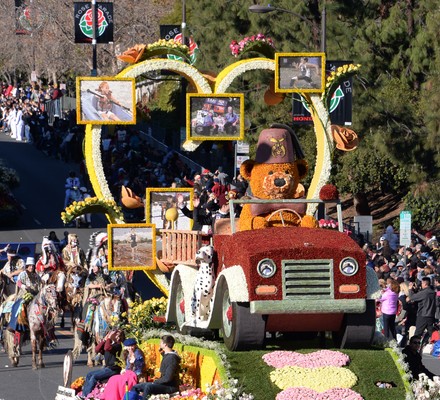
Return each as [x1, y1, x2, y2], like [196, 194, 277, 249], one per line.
[186, 93, 245, 141]
[275, 52, 326, 93]
[76, 76, 136, 125]
[146, 188, 194, 231]
[107, 223, 156, 270]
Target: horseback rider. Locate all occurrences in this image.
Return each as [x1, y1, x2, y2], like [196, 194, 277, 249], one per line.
[36, 237, 65, 277]
[0, 247, 25, 289]
[17, 257, 42, 297]
[62, 234, 87, 272]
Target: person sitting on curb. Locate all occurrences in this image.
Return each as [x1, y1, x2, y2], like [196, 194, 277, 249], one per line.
[77, 329, 124, 399]
[130, 335, 181, 400]
[402, 335, 436, 381]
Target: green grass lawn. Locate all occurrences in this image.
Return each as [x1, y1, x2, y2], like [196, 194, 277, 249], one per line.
[225, 336, 406, 400]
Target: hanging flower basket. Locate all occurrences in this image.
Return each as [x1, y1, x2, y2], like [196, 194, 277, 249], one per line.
[61, 197, 123, 224]
[117, 40, 190, 64]
[230, 34, 276, 59]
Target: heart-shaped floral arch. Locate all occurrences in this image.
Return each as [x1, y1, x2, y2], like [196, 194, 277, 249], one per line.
[83, 51, 358, 293]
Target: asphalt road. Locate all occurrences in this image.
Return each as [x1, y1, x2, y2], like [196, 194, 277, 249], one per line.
[0, 317, 92, 400]
[0, 132, 106, 247]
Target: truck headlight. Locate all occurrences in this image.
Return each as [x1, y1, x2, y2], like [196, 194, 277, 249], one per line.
[257, 258, 276, 278]
[339, 257, 358, 276]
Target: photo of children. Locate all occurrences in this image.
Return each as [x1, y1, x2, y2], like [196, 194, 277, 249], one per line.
[109, 225, 155, 269]
[187, 94, 244, 140]
[77, 77, 136, 124]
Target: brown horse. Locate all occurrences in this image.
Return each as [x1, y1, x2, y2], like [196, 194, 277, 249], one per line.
[60, 265, 88, 330]
[4, 283, 58, 369]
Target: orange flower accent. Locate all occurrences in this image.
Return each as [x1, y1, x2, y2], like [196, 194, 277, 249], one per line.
[117, 44, 146, 64]
[331, 125, 359, 152]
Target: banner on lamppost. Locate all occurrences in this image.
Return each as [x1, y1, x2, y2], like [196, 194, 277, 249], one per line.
[160, 24, 199, 65]
[74, 2, 114, 44]
[15, 0, 31, 35]
[292, 60, 353, 126]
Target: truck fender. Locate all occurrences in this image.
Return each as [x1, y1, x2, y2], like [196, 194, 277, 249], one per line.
[214, 265, 249, 303]
[208, 265, 249, 329]
[166, 264, 198, 323]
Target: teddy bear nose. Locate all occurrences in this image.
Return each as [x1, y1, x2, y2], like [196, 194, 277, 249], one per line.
[274, 178, 286, 187]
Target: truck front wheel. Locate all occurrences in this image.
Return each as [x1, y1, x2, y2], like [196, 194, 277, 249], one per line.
[332, 299, 376, 349]
[220, 281, 266, 351]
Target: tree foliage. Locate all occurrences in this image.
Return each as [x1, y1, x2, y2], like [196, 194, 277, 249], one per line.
[0, 0, 439, 227]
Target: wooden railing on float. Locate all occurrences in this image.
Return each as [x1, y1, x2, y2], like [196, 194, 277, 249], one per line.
[160, 229, 203, 266]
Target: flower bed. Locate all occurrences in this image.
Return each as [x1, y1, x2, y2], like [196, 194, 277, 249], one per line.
[263, 349, 363, 399]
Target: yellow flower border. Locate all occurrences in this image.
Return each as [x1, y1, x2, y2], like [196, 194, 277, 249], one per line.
[61, 196, 123, 225]
[145, 339, 227, 389]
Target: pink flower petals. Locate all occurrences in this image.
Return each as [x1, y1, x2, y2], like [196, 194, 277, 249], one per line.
[276, 387, 363, 400]
[263, 350, 350, 369]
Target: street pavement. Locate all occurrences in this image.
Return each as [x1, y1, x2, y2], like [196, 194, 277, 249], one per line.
[0, 317, 91, 400]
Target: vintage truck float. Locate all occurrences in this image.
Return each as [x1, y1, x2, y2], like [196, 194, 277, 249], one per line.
[165, 199, 376, 351]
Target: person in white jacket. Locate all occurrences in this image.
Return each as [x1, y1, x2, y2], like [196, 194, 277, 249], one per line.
[15, 104, 24, 141]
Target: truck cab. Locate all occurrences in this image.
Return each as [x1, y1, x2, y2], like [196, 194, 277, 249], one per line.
[165, 199, 376, 351]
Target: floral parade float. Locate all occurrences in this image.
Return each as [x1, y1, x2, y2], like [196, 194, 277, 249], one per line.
[64, 35, 410, 399]
[68, 34, 378, 347]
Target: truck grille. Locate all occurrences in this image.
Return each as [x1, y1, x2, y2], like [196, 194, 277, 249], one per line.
[282, 260, 334, 299]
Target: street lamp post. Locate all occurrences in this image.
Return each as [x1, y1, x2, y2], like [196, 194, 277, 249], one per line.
[249, 3, 326, 53]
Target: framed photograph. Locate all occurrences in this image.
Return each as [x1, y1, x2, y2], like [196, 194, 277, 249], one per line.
[146, 188, 194, 231]
[187, 94, 244, 141]
[108, 224, 156, 270]
[275, 52, 325, 93]
[76, 77, 136, 125]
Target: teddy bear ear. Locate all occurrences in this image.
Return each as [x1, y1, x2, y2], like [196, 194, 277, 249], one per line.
[296, 159, 309, 180]
[240, 159, 255, 180]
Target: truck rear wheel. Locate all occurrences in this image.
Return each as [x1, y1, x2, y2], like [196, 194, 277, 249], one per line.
[220, 281, 266, 351]
[333, 299, 376, 348]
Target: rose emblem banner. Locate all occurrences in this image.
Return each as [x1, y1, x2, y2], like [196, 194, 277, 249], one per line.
[74, 2, 113, 44]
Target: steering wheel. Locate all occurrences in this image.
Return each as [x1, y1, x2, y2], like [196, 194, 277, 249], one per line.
[266, 208, 302, 227]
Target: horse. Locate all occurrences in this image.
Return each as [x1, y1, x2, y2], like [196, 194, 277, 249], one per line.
[60, 265, 88, 330]
[4, 283, 58, 369]
[0, 274, 18, 350]
[72, 290, 127, 366]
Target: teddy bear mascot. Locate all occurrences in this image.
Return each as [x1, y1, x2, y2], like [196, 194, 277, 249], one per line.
[238, 123, 318, 231]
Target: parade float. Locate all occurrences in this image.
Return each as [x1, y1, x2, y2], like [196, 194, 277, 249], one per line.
[55, 34, 424, 400]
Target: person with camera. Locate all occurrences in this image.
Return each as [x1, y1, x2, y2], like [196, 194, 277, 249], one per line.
[77, 329, 125, 399]
[408, 277, 437, 341]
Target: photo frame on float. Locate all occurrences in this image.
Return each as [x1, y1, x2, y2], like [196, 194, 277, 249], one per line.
[186, 93, 245, 141]
[146, 188, 194, 231]
[275, 52, 326, 93]
[107, 223, 156, 270]
[76, 77, 136, 125]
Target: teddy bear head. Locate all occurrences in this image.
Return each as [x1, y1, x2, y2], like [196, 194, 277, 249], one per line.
[240, 125, 308, 199]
